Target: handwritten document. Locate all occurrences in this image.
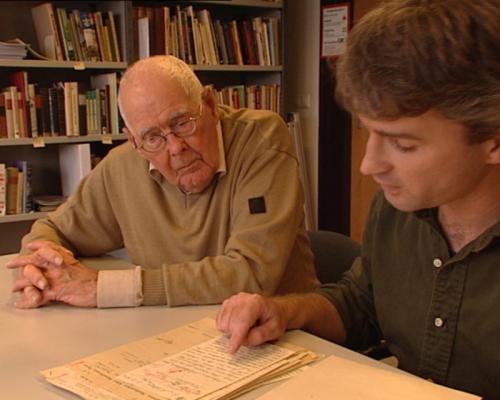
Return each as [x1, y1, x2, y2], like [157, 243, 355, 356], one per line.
[41, 318, 317, 400]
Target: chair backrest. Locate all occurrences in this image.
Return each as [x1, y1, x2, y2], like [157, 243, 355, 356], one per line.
[308, 230, 361, 284]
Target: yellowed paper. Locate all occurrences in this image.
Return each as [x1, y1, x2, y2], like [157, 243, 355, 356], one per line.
[41, 318, 317, 400]
[255, 354, 481, 400]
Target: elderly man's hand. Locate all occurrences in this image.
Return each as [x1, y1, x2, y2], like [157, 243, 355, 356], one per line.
[216, 292, 288, 353]
[6, 240, 98, 308]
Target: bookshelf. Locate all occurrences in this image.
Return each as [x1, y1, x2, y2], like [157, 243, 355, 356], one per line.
[130, 0, 285, 114]
[0, 1, 129, 254]
[0, 0, 286, 254]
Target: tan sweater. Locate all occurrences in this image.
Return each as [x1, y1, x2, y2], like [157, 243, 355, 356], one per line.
[23, 106, 319, 305]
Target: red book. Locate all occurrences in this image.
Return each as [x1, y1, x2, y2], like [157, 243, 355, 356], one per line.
[9, 71, 31, 137]
[241, 20, 257, 65]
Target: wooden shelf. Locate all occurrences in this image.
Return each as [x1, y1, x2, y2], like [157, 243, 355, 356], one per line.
[0, 134, 127, 147]
[0, 212, 47, 224]
[191, 0, 283, 8]
[192, 65, 282, 72]
[0, 59, 127, 69]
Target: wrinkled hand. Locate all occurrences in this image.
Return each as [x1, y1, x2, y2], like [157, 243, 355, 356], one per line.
[216, 292, 287, 353]
[6, 240, 98, 308]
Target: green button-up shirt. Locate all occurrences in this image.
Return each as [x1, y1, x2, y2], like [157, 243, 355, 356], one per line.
[318, 191, 500, 399]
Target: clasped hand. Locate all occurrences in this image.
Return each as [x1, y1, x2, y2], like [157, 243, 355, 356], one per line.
[6, 240, 98, 308]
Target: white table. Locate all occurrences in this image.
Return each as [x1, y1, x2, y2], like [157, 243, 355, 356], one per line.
[0, 253, 395, 399]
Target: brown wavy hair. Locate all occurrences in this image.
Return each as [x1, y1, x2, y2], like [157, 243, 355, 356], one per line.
[335, 0, 500, 143]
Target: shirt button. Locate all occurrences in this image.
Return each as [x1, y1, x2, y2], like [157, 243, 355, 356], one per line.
[434, 317, 445, 328]
[433, 258, 443, 268]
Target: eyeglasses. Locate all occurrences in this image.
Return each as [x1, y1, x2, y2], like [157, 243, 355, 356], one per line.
[133, 105, 203, 153]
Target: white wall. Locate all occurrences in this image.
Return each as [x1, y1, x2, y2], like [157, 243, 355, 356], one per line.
[284, 0, 320, 229]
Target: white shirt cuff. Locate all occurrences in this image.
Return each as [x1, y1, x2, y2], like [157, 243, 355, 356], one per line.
[97, 266, 143, 308]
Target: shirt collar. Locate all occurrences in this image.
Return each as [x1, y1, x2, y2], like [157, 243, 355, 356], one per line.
[414, 207, 500, 254]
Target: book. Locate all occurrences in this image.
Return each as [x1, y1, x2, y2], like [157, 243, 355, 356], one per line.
[56, 7, 76, 61]
[41, 318, 317, 400]
[6, 166, 19, 215]
[71, 9, 88, 61]
[47, 86, 60, 135]
[10, 71, 31, 137]
[137, 16, 150, 59]
[59, 144, 91, 197]
[90, 73, 118, 134]
[5, 86, 21, 138]
[3, 90, 15, 138]
[27, 83, 39, 138]
[0, 163, 6, 216]
[93, 11, 109, 62]
[0, 93, 7, 138]
[31, 2, 64, 60]
[79, 10, 99, 61]
[38, 86, 51, 136]
[107, 11, 121, 62]
[13, 160, 33, 213]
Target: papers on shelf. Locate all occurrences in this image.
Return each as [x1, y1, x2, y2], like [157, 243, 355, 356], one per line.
[0, 40, 27, 60]
[41, 318, 318, 400]
[0, 38, 49, 60]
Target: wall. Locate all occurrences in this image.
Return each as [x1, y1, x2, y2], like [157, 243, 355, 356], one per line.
[349, 0, 382, 242]
[284, 0, 321, 229]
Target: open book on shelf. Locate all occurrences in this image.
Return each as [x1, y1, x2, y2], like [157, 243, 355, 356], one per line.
[41, 318, 318, 400]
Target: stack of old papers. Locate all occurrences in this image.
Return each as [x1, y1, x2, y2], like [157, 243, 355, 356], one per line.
[41, 318, 317, 400]
[0, 40, 27, 59]
[255, 354, 481, 400]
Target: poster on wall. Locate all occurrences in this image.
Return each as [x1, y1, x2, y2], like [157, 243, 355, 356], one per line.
[321, 3, 350, 58]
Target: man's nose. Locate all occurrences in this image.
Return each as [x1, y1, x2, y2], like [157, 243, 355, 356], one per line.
[359, 133, 391, 176]
[165, 133, 188, 155]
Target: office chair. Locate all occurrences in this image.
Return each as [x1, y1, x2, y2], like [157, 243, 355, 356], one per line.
[307, 230, 393, 362]
[308, 230, 361, 284]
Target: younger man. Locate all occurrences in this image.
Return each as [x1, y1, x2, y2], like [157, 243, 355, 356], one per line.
[216, 1, 500, 398]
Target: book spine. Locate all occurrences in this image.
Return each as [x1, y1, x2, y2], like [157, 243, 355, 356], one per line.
[6, 166, 19, 215]
[0, 163, 6, 216]
[38, 86, 51, 136]
[47, 87, 59, 135]
[69, 12, 83, 61]
[27, 83, 38, 138]
[0, 93, 7, 138]
[63, 81, 73, 136]
[108, 11, 121, 62]
[80, 11, 99, 61]
[71, 82, 80, 136]
[3, 90, 14, 138]
[8, 87, 21, 138]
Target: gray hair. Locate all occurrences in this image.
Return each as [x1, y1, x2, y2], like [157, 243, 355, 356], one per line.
[118, 55, 203, 126]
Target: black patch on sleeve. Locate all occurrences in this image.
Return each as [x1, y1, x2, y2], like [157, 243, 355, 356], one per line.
[248, 196, 266, 214]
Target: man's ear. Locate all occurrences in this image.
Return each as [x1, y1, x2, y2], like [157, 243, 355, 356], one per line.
[201, 85, 218, 116]
[123, 127, 137, 149]
[485, 132, 500, 165]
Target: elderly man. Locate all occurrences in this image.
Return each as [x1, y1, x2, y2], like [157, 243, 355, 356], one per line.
[8, 55, 319, 308]
[216, 1, 500, 399]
